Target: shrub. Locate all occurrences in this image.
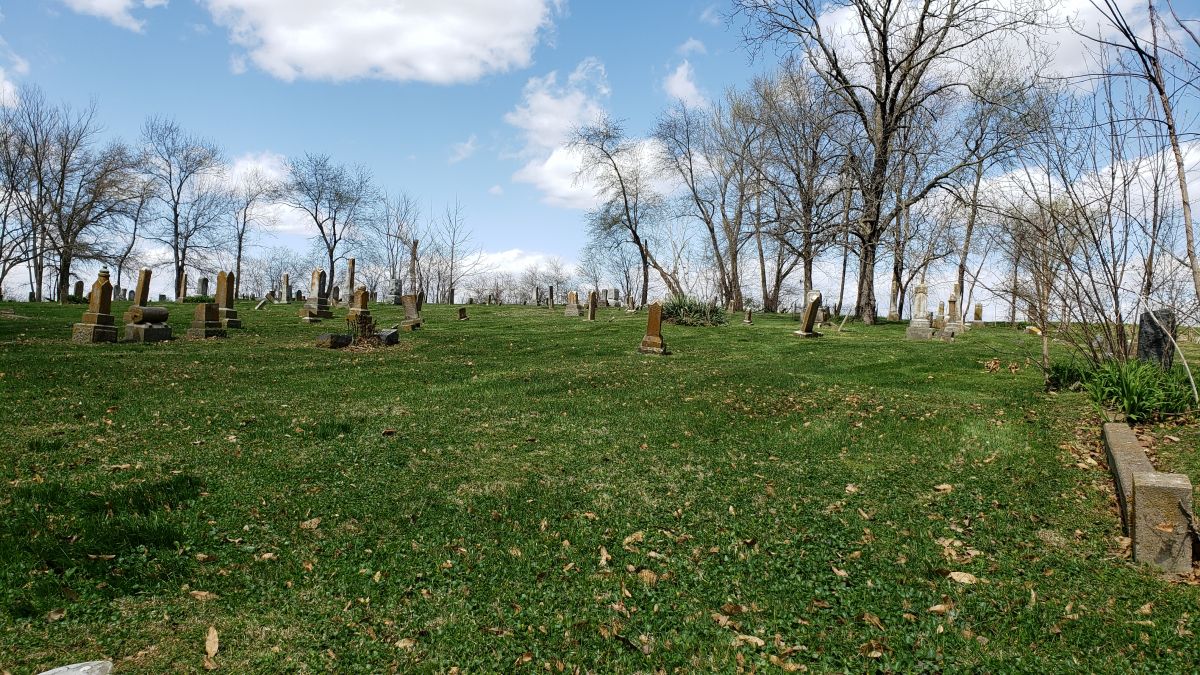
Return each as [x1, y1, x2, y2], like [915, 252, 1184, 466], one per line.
[661, 294, 727, 327]
[1047, 359, 1091, 390]
[183, 295, 214, 303]
[1084, 360, 1196, 423]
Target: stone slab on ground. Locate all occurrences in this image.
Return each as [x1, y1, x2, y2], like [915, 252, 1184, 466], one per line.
[315, 333, 352, 349]
[1132, 471, 1194, 575]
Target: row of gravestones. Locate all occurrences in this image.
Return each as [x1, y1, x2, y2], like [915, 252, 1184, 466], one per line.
[71, 267, 242, 344]
[905, 284, 984, 341]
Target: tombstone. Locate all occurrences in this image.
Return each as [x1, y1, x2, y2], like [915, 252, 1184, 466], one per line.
[564, 291, 581, 317]
[294, 289, 305, 302]
[122, 268, 171, 343]
[637, 302, 669, 355]
[409, 239, 420, 290]
[626, 295, 636, 312]
[816, 306, 830, 326]
[934, 301, 946, 330]
[299, 269, 333, 322]
[417, 290, 425, 312]
[972, 303, 985, 328]
[613, 289, 621, 307]
[255, 296, 271, 311]
[944, 285, 965, 337]
[347, 285, 373, 333]
[346, 258, 356, 300]
[28, 291, 34, 302]
[187, 303, 226, 339]
[158, 293, 167, 303]
[536, 287, 542, 306]
[377, 328, 399, 346]
[281, 273, 292, 303]
[196, 277, 210, 298]
[216, 271, 242, 328]
[548, 285, 555, 310]
[586, 290, 598, 321]
[386, 278, 403, 305]
[315, 333, 352, 349]
[331, 285, 341, 306]
[905, 284, 933, 341]
[400, 294, 423, 331]
[1137, 309, 1177, 369]
[793, 290, 823, 338]
[72, 280, 84, 298]
[458, 307, 469, 321]
[71, 268, 118, 344]
[743, 309, 753, 325]
[126, 289, 134, 301]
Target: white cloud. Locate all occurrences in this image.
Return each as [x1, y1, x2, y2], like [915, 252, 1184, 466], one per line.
[505, 58, 610, 210]
[202, 0, 558, 84]
[448, 134, 478, 164]
[60, 0, 166, 32]
[699, 5, 721, 26]
[477, 248, 558, 275]
[226, 150, 311, 234]
[677, 37, 707, 56]
[488, 184, 504, 196]
[0, 38, 29, 108]
[663, 60, 705, 107]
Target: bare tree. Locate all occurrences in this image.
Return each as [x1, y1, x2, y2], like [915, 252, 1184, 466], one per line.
[428, 199, 486, 303]
[279, 153, 375, 290]
[363, 190, 420, 285]
[227, 169, 273, 298]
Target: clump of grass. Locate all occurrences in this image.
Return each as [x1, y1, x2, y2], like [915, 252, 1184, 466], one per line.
[662, 294, 726, 327]
[1084, 359, 1195, 422]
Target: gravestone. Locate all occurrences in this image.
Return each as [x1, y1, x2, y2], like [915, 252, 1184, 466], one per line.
[158, 294, 167, 302]
[626, 295, 636, 312]
[400, 294, 423, 331]
[458, 307, 469, 321]
[637, 302, 669, 355]
[72, 280, 84, 298]
[346, 258, 356, 300]
[71, 268, 117, 343]
[315, 333, 351, 349]
[448, 287, 455, 304]
[386, 278, 402, 305]
[934, 301, 945, 330]
[216, 271, 242, 328]
[417, 290, 425, 312]
[548, 286, 555, 310]
[187, 303, 225, 339]
[122, 267, 171, 342]
[198, 277, 210, 297]
[408, 239, 420, 291]
[972, 303, 984, 328]
[255, 295, 271, 311]
[905, 284, 933, 340]
[331, 285, 341, 306]
[586, 290, 598, 321]
[294, 289, 305, 301]
[564, 291, 580, 317]
[377, 328, 399, 345]
[347, 285, 373, 333]
[944, 285, 965, 337]
[743, 309, 753, 325]
[299, 269, 333, 322]
[793, 290, 823, 338]
[1137, 309, 1177, 369]
[281, 273, 291, 303]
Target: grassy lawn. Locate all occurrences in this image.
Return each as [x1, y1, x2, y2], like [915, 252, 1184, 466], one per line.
[1, 300, 1198, 672]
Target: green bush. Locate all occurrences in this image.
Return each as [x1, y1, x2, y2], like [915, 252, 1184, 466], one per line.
[1084, 360, 1196, 423]
[1048, 359, 1091, 390]
[183, 295, 214, 303]
[661, 294, 727, 327]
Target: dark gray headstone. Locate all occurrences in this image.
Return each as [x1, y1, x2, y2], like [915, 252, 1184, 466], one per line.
[1137, 309, 1177, 369]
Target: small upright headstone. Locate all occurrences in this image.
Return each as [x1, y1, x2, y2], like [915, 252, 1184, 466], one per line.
[123, 268, 171, 342]
[637, 302, 669, 355]
[331, 285, 341, 306]
[564, 291, 580, 317]
[347, 285, 373, 333]
[906, 284, 933, 341]
[458, 307, 469, 321]
[934, 301, 945, 330]
[416, 290, 425, 312]
[972, 303, 984, 328]
[1137, 309, 1177, 369]
[944, 285, 965, 337]
[743, 309, 753, 325]
[626, 295, 636, 312]
[72, 280, 84, 298]
[400, 294, 423, 331]
[586, 290, 598, 321]
[299, 269, 333, 322]
[281, 273, 291, 303]
[71, 269, 117, 343]
[216, 271, 242, 328]
[187, 303, 226, 339]
[386, 278, 402, 305]
[198, 277, 210, 297]
[793, 290, 823, 338]
[158, 293, 167, 302]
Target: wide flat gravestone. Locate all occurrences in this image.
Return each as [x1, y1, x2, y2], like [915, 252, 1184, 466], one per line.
[638, 302, 669, 355]
[187, 303, 226, 339]
[123, 268, 171, 343]
[586, 290, 597, 321]
[564, 291, 580, 317]
[400, 294, 423, 331]
[794, 290, 823, 337]
[72, 269, 117, 344]
[216, 271, 242, 328]
[458, 307, 469, 321]
[299, 269, 333, 321]
[1137, 309, 1177, 369]
[906, 283, 933, 341]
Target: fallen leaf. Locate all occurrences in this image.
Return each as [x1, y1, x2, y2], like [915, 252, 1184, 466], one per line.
[47, 608, 65, 622]
[638, 568, 658, 585]
[622, 531, 644, 551]
[934, 484, 953, 494]
[599, 546, 611, 568]
[396, 638, 416, 650]
[732, 633, 765, 648]
[1137, 602, 1153, 616]
[928, 604, 952, 615]
[832, 566, 848, 578]
[861, 612, 885, 631]
[300, 518, 321, 530]
[204, 626, 219, 669]
[845, 483, 860, 494]
[949, 571, 978, 585]
[190, 591, 219, 602]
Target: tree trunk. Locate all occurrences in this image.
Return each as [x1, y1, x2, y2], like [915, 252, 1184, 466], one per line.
[57, 255, 72, 304]
[855, 239, 878, 324]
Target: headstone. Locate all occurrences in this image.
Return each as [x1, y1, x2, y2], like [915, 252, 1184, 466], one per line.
[637, 302, 669, 355]
[71, 268, 117, 343]
[315, 333, 352, 349]
[346, 258, 356, 299]
[743, 309, 753, 325]
[416, 290, 425, 312]
[376, 328, 399, 346]
[347, 285, 373, 333]
[299, 269, 333, 322]
[158, 293, 167, 302]
[400, 294, 423, 331]
[214, 271, 242, 328]
[187, 303, 226, 339]
[548, 285, 555, 310]
[294, 289, 304, 301]
[626, 295, 636, 312]
[458, 307, 469, 321]
[331, 285, 341, 305]
[409, 239, 420, 291]
[386, 277, 402, 305]
[793, 290, 823, 338]
[28, 291, 34, 302]
[586, 290, 598, 321]
[934, 301, 945, 330]
[37, 660, 113, 675]
[281, 273, 291, 303]
[972, 303, 984, 328]
[122, 268, 171, 343]
[944, 285, 965, 337]
[905, 284, 933, 341]
[198, 277, 210, 297]
[564, 291, 580, 317]
[72, 280, 84, 298]
[1137, 309, 1177, 369]
[255, 297, 270, 311]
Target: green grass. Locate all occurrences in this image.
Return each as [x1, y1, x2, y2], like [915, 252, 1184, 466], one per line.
[1, 301, 1198, 672]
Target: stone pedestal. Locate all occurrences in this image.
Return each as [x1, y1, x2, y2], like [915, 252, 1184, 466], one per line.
[400, 294, 423, 331]
[187, 303, 226, 339]
[72, 269, 117, 344]
[215, 271, 242, 328]
[1132, 472, 1194, 575]
[563, 291, 580, 317]
[299, 269, 333, 321]
[638, 302, 669, 355]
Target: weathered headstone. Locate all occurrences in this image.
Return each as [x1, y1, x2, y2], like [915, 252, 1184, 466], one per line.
[743, 309, 753, 325]
[547, 286, 554, 310]
[934, 301, 945, 330]
[315, 333, 351, 349]
[331, 285, 341, 305]
[198, 277, 210, 297]
[71, 268, 117, 343]
[377, 328, 399, 345]
[943, 286, 965, 338]
[586, 290, 598, 321]
[187, 303, 225, 339]
[281, 273, 291, 303]
[905, 283, 933, 341]
[215, 271, 242, 328]
[158, 293, 167, 302]
[1137, 309, 1177, 369]
[793, 290, 823, 338]
[386, 277, 402, 305]
[564, 291, 580, 317]
[626, 295, 636, 312]
[299, 269, 333, 322]
[416, 290, 425, 312]
[637, 302, 669, 355]
[72, 280, 84, 298]
[347, 285, 373, 333]
[400, 294, 423, 331]
[122, 268, 171, 342]
[972, 302, 984, 328]
[458, 307, 469, 321]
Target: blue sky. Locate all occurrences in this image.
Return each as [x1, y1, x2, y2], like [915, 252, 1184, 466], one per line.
[0, 1, 769, 270]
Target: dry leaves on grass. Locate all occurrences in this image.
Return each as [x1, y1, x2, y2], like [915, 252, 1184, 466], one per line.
[203, 626, 219, 670]
[190, 590, 219, 602]
[300, 518, 321, 530]
[598, 546, 612, 568]
[948, 571, 978, 585]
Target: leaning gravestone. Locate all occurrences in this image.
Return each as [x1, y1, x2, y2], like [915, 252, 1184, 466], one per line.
[586, 290, 598, 321]
[1137, 309, 1177, 369]
[400, 294, 423, 331]
[299, 269, 333, 322]
[793, 290, 823, 338]
[123, 268, 171, 342]
[906, 283, 933, 341]
[331, 285, 341, 306]
[564, 291, 581, 317]
[187, 303, 226, 339]
[72, 269, 117, 344]
[216, 271, 242, 328]
[638, 302, 669, 355]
